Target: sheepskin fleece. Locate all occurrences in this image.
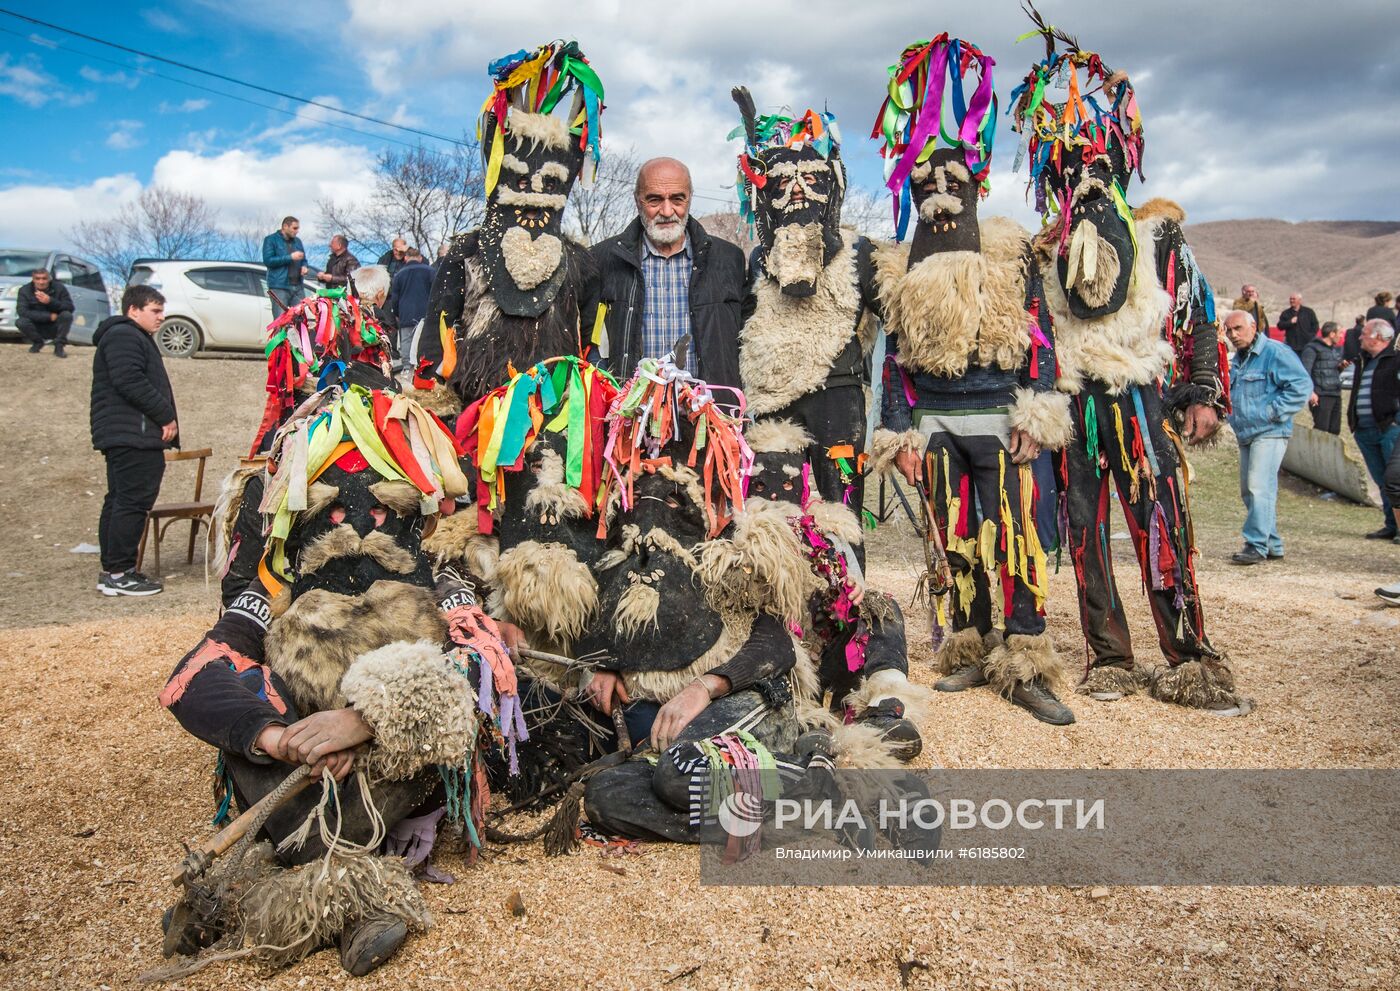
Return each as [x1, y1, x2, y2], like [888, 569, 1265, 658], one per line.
[503, 110, 571, 151]
[340, 639, 478, 781]
[524, 446, 591, 522]
[493, 540, 598, 646]
[867, 428, 925, 478]
[983, 633, 1069, 696]
[238, 850, 430, 970]
[623, 611, 753, 703]
[807, 500, 865, 547]
[423, 510, 499, 583]
[844, 667, 931, 724]
[830, 721, 905, 770]
[1038, 218, 1176, 395]
[1149, 658, 1239, 709]
[695, 500, 822, 625]
[741, 229, 864, 416]
[613, 578, 662, 640]
[266, 581, 447, 715]
[1009, 387, 1075, 451]
[402, 380, 463, 418]
[872, 216, 1032, 377]
[746, 417, 814, 455]
[212, 463, 265, 565]
[934, 626, 988, 676]
[1078, 664, 1151, 697]
[1134, 197, 1186, 224]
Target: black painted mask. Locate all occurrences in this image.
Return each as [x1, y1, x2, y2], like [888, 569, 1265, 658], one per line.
[283, 461, 433, 599]
[1045, 142, 1135, 319]
[907, 148, 982, 267]
[478, 113, 587, 319]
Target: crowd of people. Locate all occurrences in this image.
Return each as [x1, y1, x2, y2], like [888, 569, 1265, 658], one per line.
[38, 21, 1389, 982]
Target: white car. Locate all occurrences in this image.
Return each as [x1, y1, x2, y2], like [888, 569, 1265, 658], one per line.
[127, 259, 283, 358]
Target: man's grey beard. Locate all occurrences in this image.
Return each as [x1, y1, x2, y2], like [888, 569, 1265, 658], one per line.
[767, 222, 825, 289]
[918, 194, 964, 223]
[644, 216, 686, 246]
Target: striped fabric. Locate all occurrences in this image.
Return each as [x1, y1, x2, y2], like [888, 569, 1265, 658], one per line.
[1357, 362, 1377, 428]
[640, 237, 696, 375]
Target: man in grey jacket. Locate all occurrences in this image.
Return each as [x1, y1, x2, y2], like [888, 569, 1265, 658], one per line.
[1224, 309, 1312, 565]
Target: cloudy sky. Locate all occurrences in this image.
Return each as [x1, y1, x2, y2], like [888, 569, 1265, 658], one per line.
[0, 0, 1392, 256]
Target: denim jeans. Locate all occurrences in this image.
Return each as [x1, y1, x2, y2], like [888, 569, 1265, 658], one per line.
[1239, 436, 1289, 555]
[1354, 423, 1400, 530]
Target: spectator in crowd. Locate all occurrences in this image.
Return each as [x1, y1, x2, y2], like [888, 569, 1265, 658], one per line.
[1300, 321, 1344, 434]
[1365, 291, 1397, 329]
[89, 284, 178, 597]
[590, 156, 751, 386]
[1223, 308, 1312, 565]
[1232, 283, 1268, 337]
[318, 235, 360, 289]
[387, 248, 433, 369]
[377, 237, 409, 278]
[1348, 318, 1400, 541]
[262, 216, 308, 311]
[16, 267, 74, 358]
[1277, 292, 1320, 355]
[1376, 444, 1400, 604]
[1343, 314, 1366, 366]
[350, 265, 393, 339]
[431, 242, 450, 279]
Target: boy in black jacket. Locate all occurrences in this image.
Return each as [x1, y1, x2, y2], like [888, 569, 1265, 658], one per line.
[89, 284, 177, 596]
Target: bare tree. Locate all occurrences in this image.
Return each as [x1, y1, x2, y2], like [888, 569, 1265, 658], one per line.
[224, 213, 282, 262]
[564, 147, 643, 246]
[841, 186, 896, 241]
[696, 212, 756, 257]
[70, 185, 226, 284]
[320, 142, 484, 260]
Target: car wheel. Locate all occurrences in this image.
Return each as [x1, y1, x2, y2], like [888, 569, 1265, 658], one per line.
[156, 318, 202, 358]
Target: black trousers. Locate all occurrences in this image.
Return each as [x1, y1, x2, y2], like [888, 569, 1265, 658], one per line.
[1311, 394, 1341, 434]
[919, 410, 1049, 639]
[764, 383, 867, 531]
[17, 313, 72, 346]
[817, 595, 911, 705]
[99, 446, 165, 573]
[1384, 436, 1400, 525]
[1058, 382, 1216, 671]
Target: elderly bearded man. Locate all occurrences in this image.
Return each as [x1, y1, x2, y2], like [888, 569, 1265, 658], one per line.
[591, 157, 752, 385]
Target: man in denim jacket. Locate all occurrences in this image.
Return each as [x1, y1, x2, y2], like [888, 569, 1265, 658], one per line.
[1224, 309, 1312, 565]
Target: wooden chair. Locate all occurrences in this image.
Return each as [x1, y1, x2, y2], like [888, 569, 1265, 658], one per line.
[136, 448, 217, 576]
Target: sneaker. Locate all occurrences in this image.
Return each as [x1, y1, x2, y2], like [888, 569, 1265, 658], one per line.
[339, 914, 408, 976]
[1009, 677, 1076, 725]
[935, 665, 989, 693]
[98, 571, 163, 596]
[1230, 547, 1266, 566]
[1365, 527, 1398, 540]
[1377, 587, 1400, 608]
[856, 698, 923, 762]
[54, 343, 67, 358]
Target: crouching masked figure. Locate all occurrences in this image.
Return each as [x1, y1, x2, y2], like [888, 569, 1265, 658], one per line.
[156, 386, 527, 978]
[730, 91, 878, 522]
[866, 37, 1076, 725]
[1010, 18, 1245, 714]
[424, 41, 604, 408]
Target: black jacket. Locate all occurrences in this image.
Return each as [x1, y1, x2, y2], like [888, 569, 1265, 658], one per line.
[1278, 305, 1319, 353]
[377, 249, 406, 278]
[1347, 346, 1400, 432]
[388, 260, 433, 330]
[1299, 339, 1342, 396]
[90, 315, 178, 451]
[17, 280, 73, 323]
[1365, 304, 1397, 329]
[589, 217, 752, 388]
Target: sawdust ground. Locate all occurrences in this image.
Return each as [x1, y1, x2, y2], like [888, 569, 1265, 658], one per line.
[1, 347, 1398, 990]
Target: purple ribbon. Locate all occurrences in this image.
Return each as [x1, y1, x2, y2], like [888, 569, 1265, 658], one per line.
[958, 53, 996, 175]
[886, 41, 950, 195]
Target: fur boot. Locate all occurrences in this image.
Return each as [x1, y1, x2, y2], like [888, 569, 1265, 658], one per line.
[1148, 658, 1241, 710]
[1078, 664, 1151, 699]
[982, 633, 1068, 696]
[933, 626, 988, 676]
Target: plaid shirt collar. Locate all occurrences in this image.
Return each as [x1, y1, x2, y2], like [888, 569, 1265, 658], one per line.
[641, 233, 690, 261]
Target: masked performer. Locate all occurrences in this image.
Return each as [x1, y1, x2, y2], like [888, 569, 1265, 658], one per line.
[1010, 13, 1243, 713]
[157, 386, 525, 977]
[424, 41, 604, 408]
[866, 36, 1075, 725]
[731, 92, 877, 520]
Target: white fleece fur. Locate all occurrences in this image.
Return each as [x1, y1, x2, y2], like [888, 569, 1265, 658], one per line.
[1009, 387, 1075, 451]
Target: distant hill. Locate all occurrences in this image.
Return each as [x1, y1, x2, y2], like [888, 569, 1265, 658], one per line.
[1184, 218, 1400, 326]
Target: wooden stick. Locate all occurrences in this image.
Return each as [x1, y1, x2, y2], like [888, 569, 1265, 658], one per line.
[167, 765, 315, 887]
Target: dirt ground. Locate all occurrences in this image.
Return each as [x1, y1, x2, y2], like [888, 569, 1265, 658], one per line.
[0, 345, 1397, 990]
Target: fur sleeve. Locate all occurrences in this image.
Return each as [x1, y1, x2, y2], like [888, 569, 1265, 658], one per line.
[340, 640, 478, 781]
[1010, 388, 1074, 451]
[867, 427, 925, 477]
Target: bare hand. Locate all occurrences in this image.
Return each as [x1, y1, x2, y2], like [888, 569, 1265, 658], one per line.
[300, 266, 309, 276]
[279, 708, 373, 766]
[497, 620, 529, 654]
[161, 421, 178, 442]
[894, 448, 921, 487]
[1309, 392, 1319, 408]
[847, 581, 866, 607]
[49, 312, 58, 321]
[1183, 404, 1220, 445]
[310, 749, 356, 781]
[1008, 427, 1041, 465]
[317, 272, 332, 283]
[582, 670, 630, 716]
[35, 290, 50, 304]
[254, 723, 288, 761]
[290, 250, 304, 261]
[650, 679, 718, 751]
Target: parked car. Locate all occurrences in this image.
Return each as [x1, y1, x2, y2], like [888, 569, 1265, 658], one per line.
[126, 259, 287, 357]
[0, 248, 110, 343]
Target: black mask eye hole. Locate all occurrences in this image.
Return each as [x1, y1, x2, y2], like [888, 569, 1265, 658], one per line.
[328, 503, 347, 524]
[516, 176, 530, 191]
[782, 480, 794, 491]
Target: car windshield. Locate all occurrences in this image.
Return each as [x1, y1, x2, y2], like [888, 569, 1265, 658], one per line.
[0, 250, 50, 277]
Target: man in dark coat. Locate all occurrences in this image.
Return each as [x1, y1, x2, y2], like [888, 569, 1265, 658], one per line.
[387, 248, 434, 367]
[16, 267, 74, 357]
[1278, 292, 1320, 355]
[89, 284, 177, 596]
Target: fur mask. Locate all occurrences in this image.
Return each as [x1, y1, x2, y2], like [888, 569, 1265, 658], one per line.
[907, 148, 982, 266]
[753, 145, 846, 297]
[1041, 143, 1135, 320]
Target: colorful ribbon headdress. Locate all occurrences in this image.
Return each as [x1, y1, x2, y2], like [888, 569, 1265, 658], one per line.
[1008, 4, 1145, 219]
[871, 35, 997, 241]
[478, 40, 605, 197]
[729, 88, 841, 231]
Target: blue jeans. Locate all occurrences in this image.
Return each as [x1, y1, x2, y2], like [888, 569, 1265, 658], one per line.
[1354, 423, 1400, 530]
[1239, 436, 1289, 555]
[269, 285, 305, 314]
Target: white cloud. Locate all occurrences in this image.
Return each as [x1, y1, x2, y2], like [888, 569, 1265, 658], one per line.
[0, 174, 143, 248]
[80, 66, 140, 89]
[158, 98, 211, 114]
[0, 52, 58, 108]
[141, 8, 188, 33]
[106, 121, 146, 151]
